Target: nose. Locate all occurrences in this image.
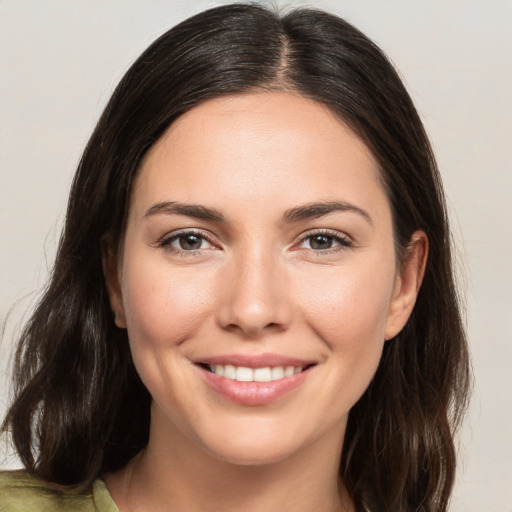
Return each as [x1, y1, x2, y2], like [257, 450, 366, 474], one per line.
[215, 246, 292, 338]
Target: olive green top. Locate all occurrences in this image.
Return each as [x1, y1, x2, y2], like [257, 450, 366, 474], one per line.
[0, 471, 119, 512]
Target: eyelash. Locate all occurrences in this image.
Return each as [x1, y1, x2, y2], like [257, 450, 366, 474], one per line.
[295, 229, 353, 254]
[157, 229, 216, 256]
[156, 229, 353, 256]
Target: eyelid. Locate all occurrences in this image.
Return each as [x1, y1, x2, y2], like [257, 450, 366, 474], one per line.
[154, 227, 353, 255]
[292, 228, 354, 252]
[156, 228, 219, 252]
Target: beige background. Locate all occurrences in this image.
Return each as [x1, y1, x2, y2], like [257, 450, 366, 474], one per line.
[1, 0, 511, 509]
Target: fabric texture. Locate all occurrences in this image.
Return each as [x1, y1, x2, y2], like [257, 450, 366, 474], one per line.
[0, 471, 119, 512]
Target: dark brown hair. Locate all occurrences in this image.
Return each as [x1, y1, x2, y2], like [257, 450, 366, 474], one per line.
[2, 4, 470, 511]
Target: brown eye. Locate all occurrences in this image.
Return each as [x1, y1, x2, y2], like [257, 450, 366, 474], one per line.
[159, 231, 214, 252]
[309, 234, 334, 250]
[297, 231, 352, 252]
[177, 234, 203, 250]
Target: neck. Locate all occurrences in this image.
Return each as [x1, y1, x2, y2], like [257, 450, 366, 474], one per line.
[105, 407, 353, 512]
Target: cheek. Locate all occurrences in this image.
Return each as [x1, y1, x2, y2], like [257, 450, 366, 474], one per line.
[294, 258, 395, 406]
[119, 260, 217, 414]
[121, 260, 214, 349]
[297, 261, 395, 344]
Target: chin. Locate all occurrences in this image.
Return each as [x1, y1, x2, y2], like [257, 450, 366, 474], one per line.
[202, 437, 305, 467]
[190, 411, 345, 468]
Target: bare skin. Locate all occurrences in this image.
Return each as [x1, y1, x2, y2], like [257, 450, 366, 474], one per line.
[106, 424, 350, 512]
[103, 91, 427, 511]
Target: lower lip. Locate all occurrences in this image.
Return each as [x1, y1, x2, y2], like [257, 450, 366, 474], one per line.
[199, 367, 310, 406]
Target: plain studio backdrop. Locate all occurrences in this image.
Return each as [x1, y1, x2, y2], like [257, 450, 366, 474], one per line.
[0, 1, 511, 509]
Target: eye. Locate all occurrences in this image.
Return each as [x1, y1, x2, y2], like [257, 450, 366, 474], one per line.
[297, 230, 353, 252]
[304, 234, 337, 250]
[158, 230, 215, 253]
[173, 233, 209, 250]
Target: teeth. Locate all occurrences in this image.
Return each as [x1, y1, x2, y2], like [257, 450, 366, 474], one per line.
[207, 364, 304, 382]
[235, 367, 253, 382]
[254, 367, 271, 382]
[271, 367, 284, 380]
[223, 365, 236, 380]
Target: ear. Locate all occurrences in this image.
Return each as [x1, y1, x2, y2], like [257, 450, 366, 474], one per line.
[385, 230, 428, 340]
[101, 234, 127, 329]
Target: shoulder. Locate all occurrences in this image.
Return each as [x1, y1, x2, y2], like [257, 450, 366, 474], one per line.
[0, 471, 118, 512]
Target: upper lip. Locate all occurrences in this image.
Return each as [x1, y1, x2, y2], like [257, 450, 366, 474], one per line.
[193, 353, 316, 368]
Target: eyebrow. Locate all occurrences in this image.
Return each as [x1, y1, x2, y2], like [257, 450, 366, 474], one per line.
[144, 201, 226, 223]
[281, 200, 373, 226]
[143, 199, 372, 225]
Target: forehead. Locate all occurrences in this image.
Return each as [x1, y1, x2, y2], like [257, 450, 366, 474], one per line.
[129, 92, 387, 222]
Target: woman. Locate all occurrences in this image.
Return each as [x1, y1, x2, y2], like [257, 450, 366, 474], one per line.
[0, 3, 470, 511]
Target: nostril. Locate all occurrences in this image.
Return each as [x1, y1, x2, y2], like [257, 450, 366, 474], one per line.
[224, 321, 285, 339]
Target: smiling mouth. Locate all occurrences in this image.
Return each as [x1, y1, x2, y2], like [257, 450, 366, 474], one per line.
[198, 363, 316, 383]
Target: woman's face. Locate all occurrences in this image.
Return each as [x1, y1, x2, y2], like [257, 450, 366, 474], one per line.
[106, 92, 424, 466]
